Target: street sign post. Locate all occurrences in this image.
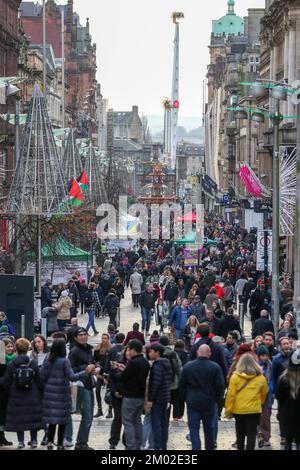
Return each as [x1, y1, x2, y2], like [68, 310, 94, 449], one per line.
[256, 230, 272, 272]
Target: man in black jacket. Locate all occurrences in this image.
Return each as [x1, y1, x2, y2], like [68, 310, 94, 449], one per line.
[179, 344, 225, 450]
[67, 328, 97, 450]
[121, 340, 150, 450]
[103, 289, 120, 328]
[190, 324, 227, 383]
[146, 344, 173, 450]
[41, 281, 53, 309]
[252, 309, 275, 339]
[219, 307, 242, 340]
[140, 284, 155, 336]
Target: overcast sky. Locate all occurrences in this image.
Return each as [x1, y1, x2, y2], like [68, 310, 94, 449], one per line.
[56, 0, 265, 117]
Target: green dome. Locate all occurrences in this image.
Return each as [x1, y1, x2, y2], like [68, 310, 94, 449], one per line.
[212, 0, 244, 37]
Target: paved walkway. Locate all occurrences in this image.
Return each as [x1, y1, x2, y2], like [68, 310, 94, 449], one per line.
[4, 288, 283, 451]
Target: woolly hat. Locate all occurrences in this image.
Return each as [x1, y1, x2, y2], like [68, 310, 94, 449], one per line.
[237, 343, 252, 355]
[256, 345, 270, 357]
[61, 290, 69, 298]
[288, 351, 300, 370]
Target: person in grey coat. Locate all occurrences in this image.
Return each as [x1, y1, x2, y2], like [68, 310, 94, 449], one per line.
[40, 338, 92, 450]
[129, 269, 143, 307]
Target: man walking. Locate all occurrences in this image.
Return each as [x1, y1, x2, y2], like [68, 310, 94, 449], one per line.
[146, 344, 173, 450]
[179, 344, 225, 450]
[121, 340, 150, 450]
[68, 328, 97, 450]
[129, 268, 143, 308]
[140, 284, 155, 336]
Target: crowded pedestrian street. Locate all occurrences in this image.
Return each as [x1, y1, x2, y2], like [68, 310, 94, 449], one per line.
[1, 0, 300, 458]
[2, 288, 283, 451]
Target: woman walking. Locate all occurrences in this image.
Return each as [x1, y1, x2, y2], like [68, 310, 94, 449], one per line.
[93, 334, 112, 418]
[155, 298, 169, 333]
[40, 338, 90, 450]
[276, 351, 300, 450]
[53, 290, 72, 331]
[225, 353, 268, 450]
[29, 335, 48, 367]
[182, 315, 200, 351]
[2, 338, 42, 449]
[0, 338, 15, 446]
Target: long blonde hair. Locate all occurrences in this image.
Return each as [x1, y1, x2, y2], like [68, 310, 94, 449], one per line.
[282, 369, 300, 399]
[235, 353, 262, 376]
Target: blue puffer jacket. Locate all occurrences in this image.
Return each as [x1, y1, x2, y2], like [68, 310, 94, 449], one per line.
[41, 357, 86, 425]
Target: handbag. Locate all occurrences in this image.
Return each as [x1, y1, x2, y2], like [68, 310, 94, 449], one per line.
[104, 387, 113, 406]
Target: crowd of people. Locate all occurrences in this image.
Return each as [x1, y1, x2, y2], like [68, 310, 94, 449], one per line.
[0, 214, 300, 451]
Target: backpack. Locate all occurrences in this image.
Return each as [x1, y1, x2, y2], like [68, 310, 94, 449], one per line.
[83, 291, 93, 307]
[166, 352, 177, 383]
[14, 362, 35, 390]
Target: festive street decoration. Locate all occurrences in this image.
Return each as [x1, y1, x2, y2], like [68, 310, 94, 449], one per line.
[68, 177, 83, 207]
[280, 147, 296, 236]
[239, 164, 265, 198]
[62, 129, 83, 183]
[7, 84, 70, 215]
[83, 144, 108, 208]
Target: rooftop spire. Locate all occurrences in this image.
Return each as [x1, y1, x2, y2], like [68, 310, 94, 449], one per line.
[227, 0, 235, 14]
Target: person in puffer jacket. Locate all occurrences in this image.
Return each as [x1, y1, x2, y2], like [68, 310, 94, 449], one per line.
[146, 344, 172, 451]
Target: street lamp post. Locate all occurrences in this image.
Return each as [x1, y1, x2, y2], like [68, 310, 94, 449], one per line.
[239, 79, 294, 336]
[270, 102, 283, 337]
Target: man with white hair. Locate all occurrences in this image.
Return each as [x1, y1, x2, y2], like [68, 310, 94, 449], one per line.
[252, 309, 274, 339]
[179, 344, 225, 450]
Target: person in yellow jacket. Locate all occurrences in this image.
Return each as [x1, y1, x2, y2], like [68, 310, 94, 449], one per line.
[225, 352, 268, 450]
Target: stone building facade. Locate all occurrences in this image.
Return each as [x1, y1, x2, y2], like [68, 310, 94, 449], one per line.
[205, 0, 264, 207]
[20, 0, 98, 136]
[0, 0, 22, 192]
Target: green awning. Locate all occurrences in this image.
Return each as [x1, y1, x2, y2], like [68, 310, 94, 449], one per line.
[27, 237, 91, 262]
[174, 232, 218, 246]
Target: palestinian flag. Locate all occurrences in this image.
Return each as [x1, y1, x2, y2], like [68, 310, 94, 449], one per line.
[68, 177, 83, 207]
[78, 171, 89, 191]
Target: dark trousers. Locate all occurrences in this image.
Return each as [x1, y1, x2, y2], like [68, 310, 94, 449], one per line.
[151, 402, 169, 450]
[57, 319, 67, 331]
[109, 397, 123, 446]
[132, 293, 140, 307]
[17, 430, 37, 444]
[234, 413, 260, 450]
[187, 406, 215, 450]
[109, 310, 117, 329]
[141, 307, 151, 333]
[48, 424, 66, 446]
[167, 389, 185, 420]
[95, 379, 103, 410]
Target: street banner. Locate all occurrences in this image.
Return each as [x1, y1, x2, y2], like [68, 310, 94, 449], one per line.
[256, 230, 272, 272]
[183, 248, 198, 266]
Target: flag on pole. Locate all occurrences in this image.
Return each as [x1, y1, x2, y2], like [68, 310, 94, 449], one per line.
[68, 177, 83, 206]
[77, 171, 89, 191]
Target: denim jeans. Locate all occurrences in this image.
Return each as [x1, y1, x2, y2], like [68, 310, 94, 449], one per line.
[142, 413, 154, 449]
[187, 406, 215, 450]
[141, 307, 151, 332]
[17, 430, 37, 444]
[64, 413, 73, 443]
[57, 319, 67, 331]
[151, 402, 169, 450]
[76, 388, 94, 446]
[122, 397, 144, 450]
[175, 329, 183, 339]
[86, 308, 97, 334]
